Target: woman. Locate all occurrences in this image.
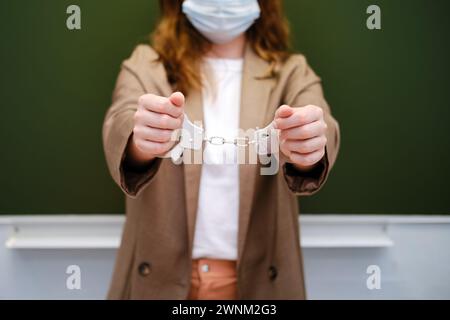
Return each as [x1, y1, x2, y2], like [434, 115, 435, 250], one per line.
[103, 0, 340, 300]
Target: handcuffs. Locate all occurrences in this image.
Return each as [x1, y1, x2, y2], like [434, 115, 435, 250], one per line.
[159, 113, 279, 163]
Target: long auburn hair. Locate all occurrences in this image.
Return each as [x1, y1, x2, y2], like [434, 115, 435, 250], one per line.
[151, 0, 291, 94]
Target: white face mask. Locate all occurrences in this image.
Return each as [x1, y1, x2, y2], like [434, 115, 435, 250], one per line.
[182, 0, 261, 44]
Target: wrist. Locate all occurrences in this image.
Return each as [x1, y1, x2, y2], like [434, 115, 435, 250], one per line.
[292, 162, 318, 172]
[126, 135, 156, 169]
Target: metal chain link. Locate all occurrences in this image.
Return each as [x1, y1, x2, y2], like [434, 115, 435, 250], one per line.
[179, 133, 271, 147]
[204, 133, 271, 147]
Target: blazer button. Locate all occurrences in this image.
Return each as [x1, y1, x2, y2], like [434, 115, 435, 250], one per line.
[268, 266, 278, 281]
[138, 262, 152, 276]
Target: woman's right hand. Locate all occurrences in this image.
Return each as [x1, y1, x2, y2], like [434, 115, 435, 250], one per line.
[127, 92, 185, 166]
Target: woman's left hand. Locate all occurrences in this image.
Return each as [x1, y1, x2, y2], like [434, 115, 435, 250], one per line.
[274, 105, 328, 171]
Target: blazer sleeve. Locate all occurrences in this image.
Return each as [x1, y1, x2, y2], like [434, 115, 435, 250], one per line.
[102, 51, 162, 199]
[280, 55, 341, 196]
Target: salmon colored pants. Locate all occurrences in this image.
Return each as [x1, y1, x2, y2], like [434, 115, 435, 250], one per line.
[188, 258, 238, 300]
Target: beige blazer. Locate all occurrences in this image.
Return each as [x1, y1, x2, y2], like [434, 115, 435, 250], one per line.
[103, 43, 340, 299]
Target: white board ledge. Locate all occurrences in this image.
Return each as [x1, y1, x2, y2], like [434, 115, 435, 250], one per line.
[1, 215, 123, 249]
[1, 214, 449, 250]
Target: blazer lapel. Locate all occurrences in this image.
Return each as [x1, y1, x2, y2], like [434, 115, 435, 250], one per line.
[237, 44, 276, 268]
[183, 88, 204, 257]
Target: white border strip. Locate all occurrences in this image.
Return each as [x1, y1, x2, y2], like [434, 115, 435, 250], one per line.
[1, 215, 449, 249]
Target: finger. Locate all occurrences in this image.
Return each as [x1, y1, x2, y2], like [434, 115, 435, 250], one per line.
[133, 125, 174, 143]
[280, 141, 292, 159]
[134, 139, 173, 156]
[139, 94, 183, 118]
[138, 110, 183, 130]
[289, 149, 325, 167]
[275, 105, 294, 119]
[282, 136, 327, 154]
[169, 92, 185, 108]
[275, 105, 322, 130]
[280, 120, 327, 140]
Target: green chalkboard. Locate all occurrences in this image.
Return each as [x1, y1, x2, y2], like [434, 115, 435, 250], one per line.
[0, 0, 449, 215]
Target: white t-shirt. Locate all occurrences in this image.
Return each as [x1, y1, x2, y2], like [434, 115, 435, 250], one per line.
[192, 57, 243, 260]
